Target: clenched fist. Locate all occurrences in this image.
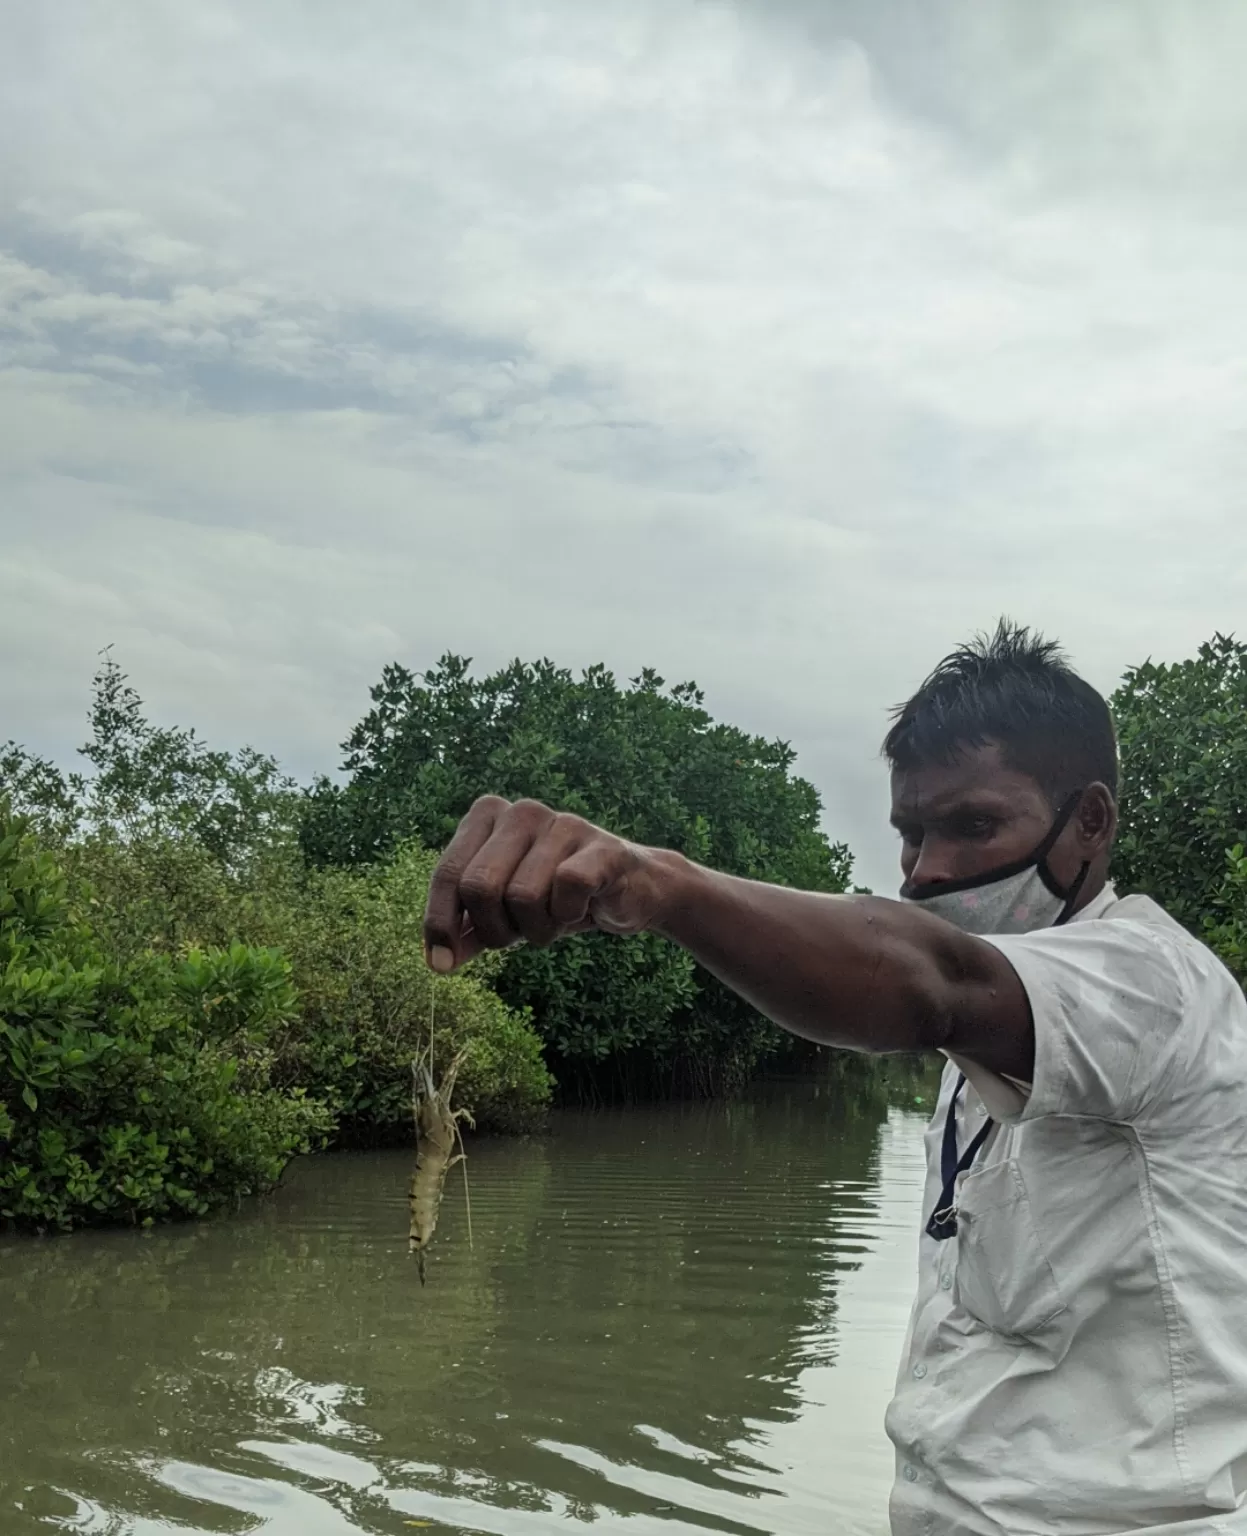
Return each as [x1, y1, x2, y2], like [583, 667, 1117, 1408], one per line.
[422, 796, 683, 973]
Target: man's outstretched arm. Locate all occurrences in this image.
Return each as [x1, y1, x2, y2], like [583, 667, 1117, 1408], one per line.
[422, 796, 1034, 1082]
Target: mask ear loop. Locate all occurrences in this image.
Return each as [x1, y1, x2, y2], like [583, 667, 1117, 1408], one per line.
[1034, 790, 1091, 922]
[1053, 860, 1090, 925]
[1031, 791, 1082, 862]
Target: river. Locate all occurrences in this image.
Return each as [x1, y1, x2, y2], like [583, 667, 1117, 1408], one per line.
[0, 1075, 930, 1535]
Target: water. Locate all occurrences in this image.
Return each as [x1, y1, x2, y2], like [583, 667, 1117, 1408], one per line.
[0, 1077, 929, 1536]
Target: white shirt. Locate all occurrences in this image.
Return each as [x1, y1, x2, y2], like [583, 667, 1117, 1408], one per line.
[886, 884, 1247, 1535]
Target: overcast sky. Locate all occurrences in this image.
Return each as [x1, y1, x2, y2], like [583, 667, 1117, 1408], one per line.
[3, 2, 1246, 892]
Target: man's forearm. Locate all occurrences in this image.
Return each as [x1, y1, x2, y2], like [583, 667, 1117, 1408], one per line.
[421, 795, 1035, 1081]
[647, 851, 1029, 1070]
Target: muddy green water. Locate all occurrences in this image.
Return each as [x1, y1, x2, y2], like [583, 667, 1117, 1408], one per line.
[0, 1078, 929, 1536]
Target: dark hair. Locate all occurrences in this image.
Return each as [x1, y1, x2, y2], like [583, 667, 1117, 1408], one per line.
[883, 619, 1119, 803]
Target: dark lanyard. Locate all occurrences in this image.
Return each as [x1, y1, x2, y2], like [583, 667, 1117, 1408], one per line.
[926, 1074, 994, 1242]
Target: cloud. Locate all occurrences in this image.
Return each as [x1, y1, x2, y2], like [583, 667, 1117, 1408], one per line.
[3, 1, 1247, 890]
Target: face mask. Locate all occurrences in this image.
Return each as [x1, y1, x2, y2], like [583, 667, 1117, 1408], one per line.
[899, 792, 1089, 936]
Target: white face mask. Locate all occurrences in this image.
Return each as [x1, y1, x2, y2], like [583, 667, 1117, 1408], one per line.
[898, 792, 1089, 936]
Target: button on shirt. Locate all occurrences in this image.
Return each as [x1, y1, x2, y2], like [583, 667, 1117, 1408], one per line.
[886, 885, 1247, 1535]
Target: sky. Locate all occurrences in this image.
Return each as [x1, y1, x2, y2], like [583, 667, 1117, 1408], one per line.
[3, 2, 1246, 893]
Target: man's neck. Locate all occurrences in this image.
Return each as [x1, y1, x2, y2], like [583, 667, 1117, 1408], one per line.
[1071, 869, 1112, 919]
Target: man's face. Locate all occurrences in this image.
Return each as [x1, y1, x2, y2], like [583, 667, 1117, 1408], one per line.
[889, 741, 1056, 892]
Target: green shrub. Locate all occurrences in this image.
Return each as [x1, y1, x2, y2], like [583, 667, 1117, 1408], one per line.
[257, 842, 553, 1140]
[301, 654, 853, 1094]
[0, 646, 554, 1143]
[1112, 634, 1247, 927]
[56, 831, 551, 1140]
[1202, 844, 1247, 982]
[1111, 634, 1247, 982]
[0, 809, 330, 1231]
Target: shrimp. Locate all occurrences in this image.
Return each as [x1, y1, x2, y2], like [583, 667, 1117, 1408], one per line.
[408, 1045, 473, 1284]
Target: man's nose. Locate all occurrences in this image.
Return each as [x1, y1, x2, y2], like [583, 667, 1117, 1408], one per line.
[906, 839, 958, 889]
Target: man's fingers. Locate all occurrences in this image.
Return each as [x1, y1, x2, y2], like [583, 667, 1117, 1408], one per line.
[549, 845, 608, 929]
[458, 800, 557, 952]
[503, 816, 592, 946]
[428, 914, 486, 973]
[424, 796, 508, 969]
[425, 798, 640, 973]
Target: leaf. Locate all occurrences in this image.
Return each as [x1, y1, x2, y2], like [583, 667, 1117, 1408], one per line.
[21, 1084, 37, 1112]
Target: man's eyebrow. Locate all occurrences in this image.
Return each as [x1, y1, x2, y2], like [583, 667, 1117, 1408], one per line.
[890, 794, 1006, 828]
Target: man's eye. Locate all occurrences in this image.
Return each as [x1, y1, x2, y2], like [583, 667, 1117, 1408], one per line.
[957, 816, 997, 838]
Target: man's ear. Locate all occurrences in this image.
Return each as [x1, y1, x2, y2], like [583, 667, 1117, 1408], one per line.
[1077, 783, 1117, 858]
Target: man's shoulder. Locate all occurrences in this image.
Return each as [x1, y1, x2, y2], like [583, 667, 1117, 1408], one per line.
[1086, 890, 1243, 1012]
[1100, 890, 1222, 959]
[987, 888, 1247, 1123]
[1099, 889, 1181, 928]
[993, 888, 1223, 1015]
[1097, 890, 1188, 947]
[1010, 887, 1182, 954]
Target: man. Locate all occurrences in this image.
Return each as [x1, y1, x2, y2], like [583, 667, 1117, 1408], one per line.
[423, 622, 1247, 1535]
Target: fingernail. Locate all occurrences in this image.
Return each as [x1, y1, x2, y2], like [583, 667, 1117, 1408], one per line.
[428, 945, 455, 974]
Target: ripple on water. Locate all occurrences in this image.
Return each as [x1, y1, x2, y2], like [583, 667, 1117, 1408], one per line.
[1, 1092, 928, 1536]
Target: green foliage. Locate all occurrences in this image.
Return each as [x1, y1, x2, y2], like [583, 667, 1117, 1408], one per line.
[1113, 634, 1247, 924]
[1202, 844, 1247, 983]
[0, 808, 329, 1231]
[1, 649, 297, 867]
[302, 654, 853, 1094]
[69, 824, 257, 961]
[254, 843, 552, 1140]
[1112, 634, 1247, 974]
[59, 831, 550, 1139]
[3, 658, 551, 1157]
[174, 941, 299, 1044]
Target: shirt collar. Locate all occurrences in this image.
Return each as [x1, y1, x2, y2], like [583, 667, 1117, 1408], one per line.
[1069, 881, 1117, 924]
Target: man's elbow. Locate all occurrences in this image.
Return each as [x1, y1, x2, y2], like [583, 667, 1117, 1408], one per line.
[851, 913, 961, 1055]
[861, 907, 994, 1057]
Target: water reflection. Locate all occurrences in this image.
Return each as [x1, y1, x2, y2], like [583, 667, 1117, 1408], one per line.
[0, 1076, 928, 1536]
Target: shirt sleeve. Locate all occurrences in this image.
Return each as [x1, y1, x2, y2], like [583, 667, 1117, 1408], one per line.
[980, 918, 1189, 1125]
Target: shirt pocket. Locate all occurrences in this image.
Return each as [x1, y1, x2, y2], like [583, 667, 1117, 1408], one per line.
[954, 1156, 1067, 1339]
